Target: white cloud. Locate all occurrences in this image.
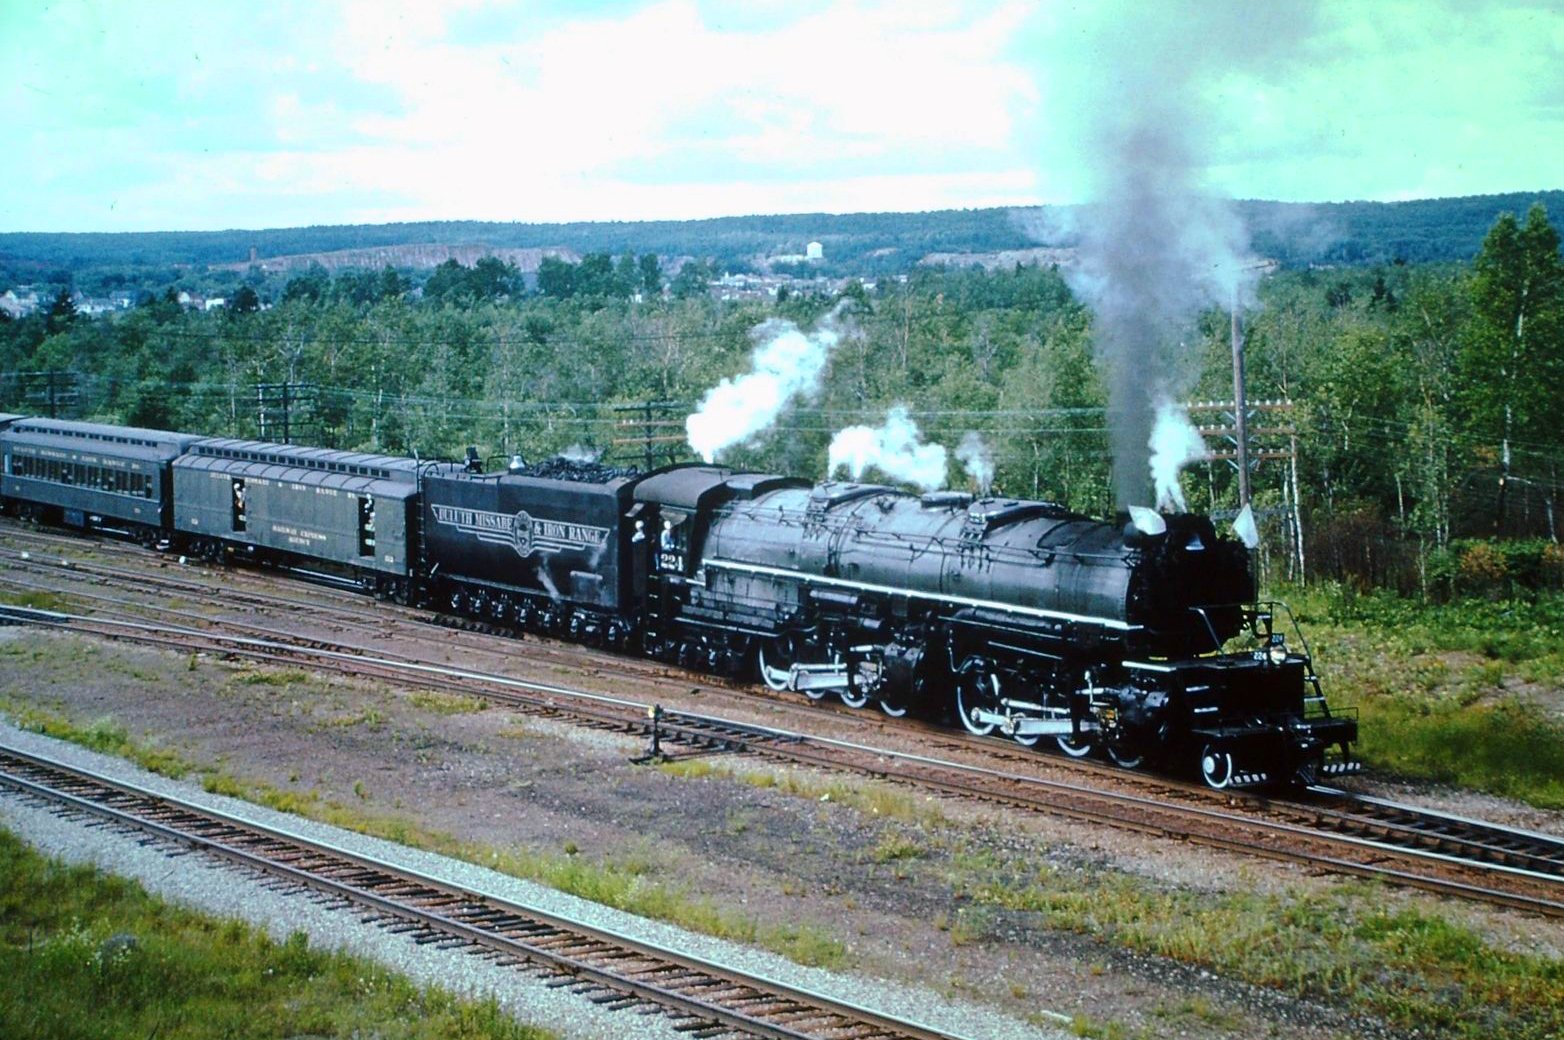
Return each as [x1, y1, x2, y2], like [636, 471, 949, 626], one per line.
[3, 0, 1562, 231]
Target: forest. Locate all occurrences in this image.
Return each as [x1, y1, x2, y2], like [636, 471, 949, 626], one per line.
[5, 191, 1564, 294]
[1, 203, 1561, 602]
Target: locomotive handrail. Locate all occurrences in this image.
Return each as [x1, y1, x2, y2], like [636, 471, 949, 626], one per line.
[703, 557, 1141, 631]
[1185, 605, 1227, 654]
[1258, 599, 1317, 665]
[714, 500, 1131, 565]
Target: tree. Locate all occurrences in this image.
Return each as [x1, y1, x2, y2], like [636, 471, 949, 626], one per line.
[536, 256, 576, 299]
[469, 256, 522, 301]
[615, 253, 639, 298]
[639, 253, 662, 298]
[45, 288, 77, 334]
[670, 259, 711, 300]
[377, 265, 408, 301]
[423, 259, 469, 303]
[1457, 203, 1564, 529]
[282, 263, 330, 304]
[574, 253, 615, 297]
[229, 285, 261, 315]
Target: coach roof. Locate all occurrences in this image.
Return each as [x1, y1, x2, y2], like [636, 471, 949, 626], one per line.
[187, 438, 418, 484]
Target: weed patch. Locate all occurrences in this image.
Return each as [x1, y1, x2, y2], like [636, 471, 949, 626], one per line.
[409, 691, 488, 715]
[657, 758, 949, 827]
[0, 589, 68, 612]
[964, 861, 1564, 1040]
[1278, 584, 1564, 808]
[0, 827, 556, 1040]
[233, 668, 311, 687]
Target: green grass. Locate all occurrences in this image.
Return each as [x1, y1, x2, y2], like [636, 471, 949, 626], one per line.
[233, 668, 312, 687]
[0, 589, 69, 612]
[0, 827, 556, 1040]
[409, 690, 489, 715]
[657, 756, 949, 827]
[1, 700, 196, 780]
[1277, 584, 1564, 808]
[1356, 696, 1564, 808]
[959, 858, 1564, 1040]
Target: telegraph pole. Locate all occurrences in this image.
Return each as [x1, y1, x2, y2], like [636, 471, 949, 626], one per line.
[611, 400, 688, 469]
[1231, 286, 1251, 509]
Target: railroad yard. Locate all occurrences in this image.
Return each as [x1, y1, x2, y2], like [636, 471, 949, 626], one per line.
[2, 521, 1563, 1039]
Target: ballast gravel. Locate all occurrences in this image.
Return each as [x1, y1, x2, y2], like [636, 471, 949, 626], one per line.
[0, 719, 1062, 1040]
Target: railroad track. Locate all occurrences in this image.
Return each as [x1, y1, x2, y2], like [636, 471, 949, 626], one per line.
[0, 743, 955, 1040]
[3, 602, 1562, 919]
[0, 532, 707, 686]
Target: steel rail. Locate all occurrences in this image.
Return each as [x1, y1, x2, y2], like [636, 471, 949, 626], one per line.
[0, 744, 955, 1040]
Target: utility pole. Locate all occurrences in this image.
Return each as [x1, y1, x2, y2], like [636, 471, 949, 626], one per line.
[611, 400, 688, 469]
[1231, 286, 1251, 509]
[257, 382, 315, 444]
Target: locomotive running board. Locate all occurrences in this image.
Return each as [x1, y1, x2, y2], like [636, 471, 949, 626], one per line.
[787, 663, 851, 692]
[972, 709, 1086, 737]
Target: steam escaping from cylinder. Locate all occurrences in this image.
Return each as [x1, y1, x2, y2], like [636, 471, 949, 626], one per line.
[560, 444, 600, 463]
[1148, 400, 1207, 512]
[828, 406, 947, 491]
[956, 432, 994, 494]
[686, 310, 847, 463]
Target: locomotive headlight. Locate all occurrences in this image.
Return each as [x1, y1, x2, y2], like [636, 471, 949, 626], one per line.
[1268, 642, 1289, 666]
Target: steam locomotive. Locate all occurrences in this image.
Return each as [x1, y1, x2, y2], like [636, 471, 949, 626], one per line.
[0, 414, 1357, 789]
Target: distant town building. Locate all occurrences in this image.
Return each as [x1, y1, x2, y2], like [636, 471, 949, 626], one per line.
[806, 241, 823, 260]
[0, 288, 39, 318]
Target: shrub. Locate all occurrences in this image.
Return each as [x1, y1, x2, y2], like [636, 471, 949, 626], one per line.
[1457, 542, 1508, 598]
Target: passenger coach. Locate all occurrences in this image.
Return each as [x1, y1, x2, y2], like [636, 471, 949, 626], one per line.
[0, 417, 200, 544]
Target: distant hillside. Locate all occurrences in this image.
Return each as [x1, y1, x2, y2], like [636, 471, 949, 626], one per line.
[208, 243, 581, 275]
[2, 192, 1560, 284]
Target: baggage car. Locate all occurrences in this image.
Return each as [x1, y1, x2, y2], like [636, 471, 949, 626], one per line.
[173, 438, 419, 599]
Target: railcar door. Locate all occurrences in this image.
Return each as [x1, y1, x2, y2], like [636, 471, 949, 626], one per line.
[626, 504, 693, 658]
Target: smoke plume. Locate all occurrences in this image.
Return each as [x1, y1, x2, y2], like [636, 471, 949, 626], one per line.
[560, 443, 600, 463]
[828, 406, 947, 491]
[1148, 400, 1207, 511]
[1042, 3, 1315, 506]
[686, 310, 847, 463]
[956, 431, 994, 494]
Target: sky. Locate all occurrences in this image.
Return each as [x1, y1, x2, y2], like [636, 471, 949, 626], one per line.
[2, 0, 1561, 233]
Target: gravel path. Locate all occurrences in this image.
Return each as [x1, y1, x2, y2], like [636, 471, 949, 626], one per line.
[0, 718, 1063, 1040]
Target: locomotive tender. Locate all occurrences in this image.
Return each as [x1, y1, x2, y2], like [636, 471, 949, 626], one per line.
[0, 415, 1357, 789]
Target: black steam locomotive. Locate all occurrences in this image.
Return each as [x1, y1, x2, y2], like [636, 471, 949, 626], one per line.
[0, 414, 1357, 789]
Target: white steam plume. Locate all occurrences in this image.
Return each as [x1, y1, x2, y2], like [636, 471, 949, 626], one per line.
[686, 312, 845, 463]
[956, 431, 994, 494]
[1040, 3, 1314, 506]
[828, 406, 947, 491]
[1148, 400, 1207, 512]
[560, 443, 599, 462]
